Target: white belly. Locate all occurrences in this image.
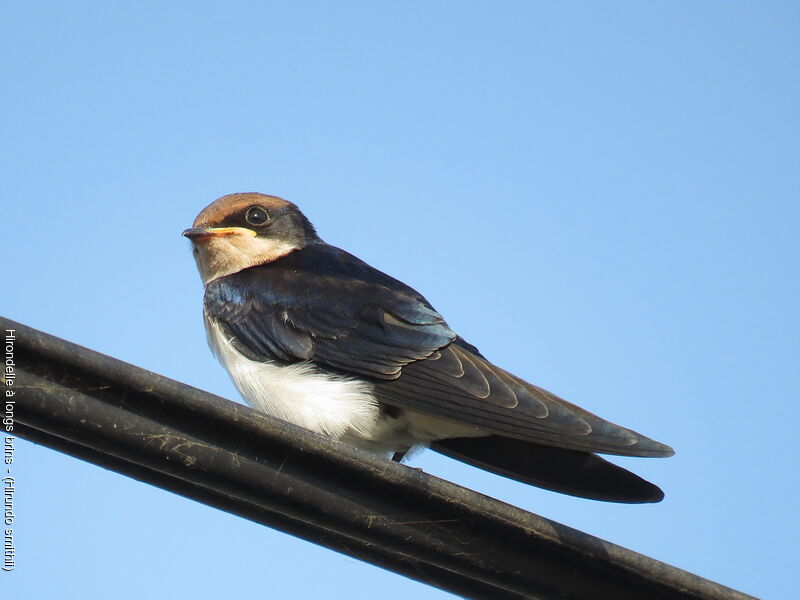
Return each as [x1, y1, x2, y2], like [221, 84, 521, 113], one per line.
[204, 315, 484, 454]
[205, 317, 381, 439]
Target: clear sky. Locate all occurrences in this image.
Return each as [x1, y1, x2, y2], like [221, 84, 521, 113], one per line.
[3, 2, 798, 599]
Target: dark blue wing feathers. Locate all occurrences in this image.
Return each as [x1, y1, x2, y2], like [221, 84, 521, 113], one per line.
[203, 242, 674, 458]
[204, 243, 456, 377]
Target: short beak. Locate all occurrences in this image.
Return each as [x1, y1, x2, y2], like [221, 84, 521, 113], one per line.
[182, 227, 257, 240]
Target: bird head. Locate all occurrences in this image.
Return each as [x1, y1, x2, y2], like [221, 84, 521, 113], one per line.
[183, 192, 318, 284]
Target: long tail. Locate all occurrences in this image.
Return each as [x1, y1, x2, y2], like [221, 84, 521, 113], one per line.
[432, 435, 665, 503]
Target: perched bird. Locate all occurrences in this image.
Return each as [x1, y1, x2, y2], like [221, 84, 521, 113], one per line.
[184, 193, 674, 503]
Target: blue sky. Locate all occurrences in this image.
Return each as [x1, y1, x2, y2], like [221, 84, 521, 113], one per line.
[3, 2, 797, 598]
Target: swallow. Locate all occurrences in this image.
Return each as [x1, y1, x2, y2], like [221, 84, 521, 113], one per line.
[183, 193, 674, 503]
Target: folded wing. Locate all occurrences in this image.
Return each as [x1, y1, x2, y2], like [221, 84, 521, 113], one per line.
[204, 243, 673, 458]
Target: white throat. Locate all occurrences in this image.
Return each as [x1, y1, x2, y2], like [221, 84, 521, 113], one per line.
[192, 235, 299, 284]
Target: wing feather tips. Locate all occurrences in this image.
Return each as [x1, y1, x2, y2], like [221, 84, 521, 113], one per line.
[628, 437, 675, 458]
[431, 436, 666, 504]
[554, 397, 675, 457]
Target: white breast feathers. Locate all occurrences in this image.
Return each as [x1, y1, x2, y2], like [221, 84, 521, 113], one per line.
[204, 317, 382, 439]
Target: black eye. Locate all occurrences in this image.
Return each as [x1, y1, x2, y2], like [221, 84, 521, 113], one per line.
[245, 205, 270, 226]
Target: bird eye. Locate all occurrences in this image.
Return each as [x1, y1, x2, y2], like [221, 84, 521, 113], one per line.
[245, 205, 270, 226]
